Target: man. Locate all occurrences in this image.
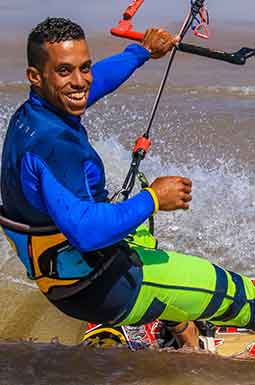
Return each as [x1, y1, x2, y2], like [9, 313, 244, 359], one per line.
[1, 18, 255, 349]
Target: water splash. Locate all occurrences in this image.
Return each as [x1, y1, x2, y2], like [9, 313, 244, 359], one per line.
[0, 81, 254, 280]
[94, 135, 255, 276]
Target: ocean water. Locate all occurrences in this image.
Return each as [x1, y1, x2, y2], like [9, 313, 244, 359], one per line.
[0, 4, 255, 384]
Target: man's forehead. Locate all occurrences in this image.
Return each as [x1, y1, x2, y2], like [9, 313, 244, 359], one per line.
[44, 39, 90, 61]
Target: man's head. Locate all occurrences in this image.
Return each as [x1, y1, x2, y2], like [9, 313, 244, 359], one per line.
[27, 17, 93, 116]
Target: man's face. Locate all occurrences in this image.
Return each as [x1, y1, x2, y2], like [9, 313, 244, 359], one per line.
[37, 39, 93, 116]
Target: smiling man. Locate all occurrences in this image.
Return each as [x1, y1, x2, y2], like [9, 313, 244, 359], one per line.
[1, 17, 255, 350]
[27, 38, 93, 116]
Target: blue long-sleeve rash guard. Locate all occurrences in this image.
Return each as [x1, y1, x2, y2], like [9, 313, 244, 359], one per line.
[1, 44, 155, 252]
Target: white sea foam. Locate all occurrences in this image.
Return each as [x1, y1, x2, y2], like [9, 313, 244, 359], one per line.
[95, 136, 255, 276]
[0, 272, 37, 289]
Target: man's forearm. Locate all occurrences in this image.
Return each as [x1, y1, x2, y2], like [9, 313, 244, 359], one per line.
[87, 44, 150, 107]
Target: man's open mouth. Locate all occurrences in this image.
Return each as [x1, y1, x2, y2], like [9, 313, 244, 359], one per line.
[65, 91, 87, 102]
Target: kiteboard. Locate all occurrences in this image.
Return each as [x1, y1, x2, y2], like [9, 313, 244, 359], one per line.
[79, 321, 255, 359]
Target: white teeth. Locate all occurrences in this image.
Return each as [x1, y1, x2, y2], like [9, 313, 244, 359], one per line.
[67, 92, 85, 101]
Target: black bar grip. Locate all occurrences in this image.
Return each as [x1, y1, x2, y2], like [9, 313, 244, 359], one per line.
[178, 43, 254, 65]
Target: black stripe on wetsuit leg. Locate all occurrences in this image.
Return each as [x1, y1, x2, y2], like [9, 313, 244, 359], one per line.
[212, 271, 247, 322]
[198, 264, 229, 319]
[142, 265, 238, 321]
[130, 298, 167, 326]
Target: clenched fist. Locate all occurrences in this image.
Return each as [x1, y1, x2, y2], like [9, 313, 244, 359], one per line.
[142, 28, 178, 59]
[150, 176, 192, 211]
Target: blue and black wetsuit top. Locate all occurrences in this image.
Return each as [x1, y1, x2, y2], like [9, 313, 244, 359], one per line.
[1, 44, 155, 258]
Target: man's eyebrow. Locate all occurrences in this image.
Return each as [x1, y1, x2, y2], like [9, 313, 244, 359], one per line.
[55, 60, 92, 71]
[81, 59, 92, 67]
[55, 62, 73, 69]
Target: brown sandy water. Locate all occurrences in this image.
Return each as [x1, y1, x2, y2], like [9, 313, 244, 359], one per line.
[0, 253, 83, 344]
[1, 342, 255, 385]
[0, 7, 255, 383]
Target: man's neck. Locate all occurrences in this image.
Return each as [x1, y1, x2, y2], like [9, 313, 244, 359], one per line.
[29, 88, 82, 127]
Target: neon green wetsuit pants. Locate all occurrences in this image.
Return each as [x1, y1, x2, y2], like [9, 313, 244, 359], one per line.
[118, 226, 255, 328]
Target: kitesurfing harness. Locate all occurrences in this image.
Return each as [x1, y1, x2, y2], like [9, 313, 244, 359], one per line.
[0, 205, 138, 301]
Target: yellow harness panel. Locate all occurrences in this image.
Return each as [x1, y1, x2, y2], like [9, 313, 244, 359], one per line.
[29, 232, 80, 294]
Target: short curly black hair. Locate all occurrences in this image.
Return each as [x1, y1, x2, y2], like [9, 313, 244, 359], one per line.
[27, 17, 85, 70]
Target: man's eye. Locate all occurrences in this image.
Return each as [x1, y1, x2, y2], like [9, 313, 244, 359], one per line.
[81, 65, 91, 73]
[58, 68, 70, 76]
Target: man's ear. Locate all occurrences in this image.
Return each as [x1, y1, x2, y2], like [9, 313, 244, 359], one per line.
[26, 66, 43, 88]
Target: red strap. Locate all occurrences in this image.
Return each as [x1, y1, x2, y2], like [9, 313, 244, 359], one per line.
[111, 27, 144, 42]
[123, 0, 144, 19]
[111, 0, 145, 42]
[193, 23, 209, 39]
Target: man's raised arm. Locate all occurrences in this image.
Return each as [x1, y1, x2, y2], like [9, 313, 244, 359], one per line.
[87, 28, 177, 107]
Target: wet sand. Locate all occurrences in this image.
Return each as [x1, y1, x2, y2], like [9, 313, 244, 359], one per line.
[0, 254, 82, 345]
[217, 332, 255, 357]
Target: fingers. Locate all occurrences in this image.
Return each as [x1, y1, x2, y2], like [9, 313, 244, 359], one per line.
[179, 201, 191, 210]
[149, 175, 192, 211]
[142, 28, 154, 42]
[175, 177, 192, 209]
[159, 31, 176, 49]
[180, 192, 192, 202]
[177, 195, 192, 210]
[142, 27, 177, 59]
[142, 28, 157, 44]
[175, 176, 192, 186]
[183, 185, 192, 194]
[174, 177, 192, 193]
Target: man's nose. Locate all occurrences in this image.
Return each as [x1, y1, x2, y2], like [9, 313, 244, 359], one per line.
[71, 70, 85, 88]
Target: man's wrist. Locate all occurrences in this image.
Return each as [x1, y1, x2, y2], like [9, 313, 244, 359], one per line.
[124, 44, 151, 63]
[144, 187, 159, 215]
[141, 44, 152, 56]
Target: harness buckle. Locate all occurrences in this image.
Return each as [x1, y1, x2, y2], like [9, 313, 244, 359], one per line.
[49, 259, 57, 277]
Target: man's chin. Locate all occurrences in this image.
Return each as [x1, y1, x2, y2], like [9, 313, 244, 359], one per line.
[63, 103, 87, 116]
[67, 107, 86, 116]
[59, 95, 87, 116]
